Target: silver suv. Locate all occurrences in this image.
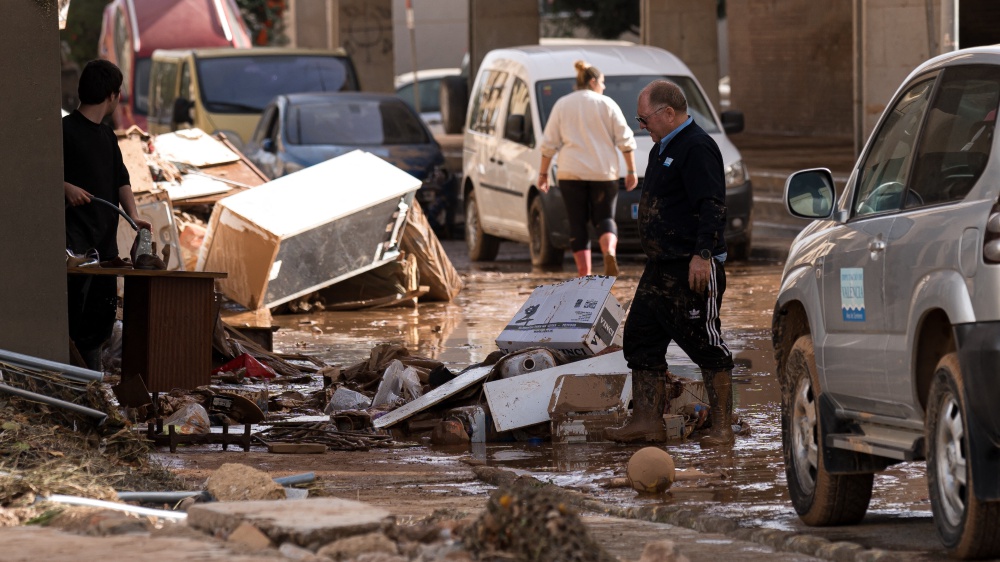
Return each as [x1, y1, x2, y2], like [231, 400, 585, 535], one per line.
[773, 47, 1000, 559]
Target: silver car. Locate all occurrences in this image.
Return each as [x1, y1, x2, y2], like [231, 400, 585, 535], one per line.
[773, 47, 1000, 559]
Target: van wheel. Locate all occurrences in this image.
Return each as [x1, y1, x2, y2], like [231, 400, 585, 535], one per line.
[529, 197, 563, 267]
[466, 191, 499, 261]
[439, 75, 468, 135]
[783, 335, 873, 526]
[926, 353, 1000, 559]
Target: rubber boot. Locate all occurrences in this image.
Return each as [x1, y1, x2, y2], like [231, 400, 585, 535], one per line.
[606, 369, 667, 443]
[699, 368, 735, 447]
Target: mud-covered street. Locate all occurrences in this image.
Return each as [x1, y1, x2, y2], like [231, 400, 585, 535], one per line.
[213, 240, 949, 560]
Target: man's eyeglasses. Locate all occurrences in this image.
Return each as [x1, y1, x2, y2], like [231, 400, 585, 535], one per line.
[636, 106, 668, 125]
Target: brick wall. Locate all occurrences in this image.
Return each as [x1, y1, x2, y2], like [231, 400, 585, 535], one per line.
[728, 0, 853, 137]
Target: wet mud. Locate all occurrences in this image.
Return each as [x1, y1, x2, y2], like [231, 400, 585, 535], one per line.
[263, 241, 945, 558]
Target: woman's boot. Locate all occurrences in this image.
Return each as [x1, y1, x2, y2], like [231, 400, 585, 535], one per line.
[699, 368, 735, 447]
[606, 369, 667, 443]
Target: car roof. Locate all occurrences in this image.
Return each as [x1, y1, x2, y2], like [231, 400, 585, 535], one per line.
[279, 92, 409, 105]
[108, 0, 252, 57]
[394, 68, 461, 88]
[479, 44, 691, 81]
[153, 45, 349, 59]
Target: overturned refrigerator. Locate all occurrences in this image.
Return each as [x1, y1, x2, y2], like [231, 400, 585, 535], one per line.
[198, 150, 419, 310]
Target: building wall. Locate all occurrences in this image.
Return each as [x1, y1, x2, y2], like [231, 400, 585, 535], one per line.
[391, 0, 468, 76]
[1, 1, 69, 361]
[728, 1, 853, 137]
[286, 0, 395, 92]
[641, 0, 720, 110]
[467, 0, 539, 86]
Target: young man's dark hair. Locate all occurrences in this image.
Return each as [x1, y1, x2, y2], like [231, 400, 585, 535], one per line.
[78, 60, 123, 105]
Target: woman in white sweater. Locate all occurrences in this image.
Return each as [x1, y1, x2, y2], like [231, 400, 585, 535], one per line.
[538, 60, 638, 277]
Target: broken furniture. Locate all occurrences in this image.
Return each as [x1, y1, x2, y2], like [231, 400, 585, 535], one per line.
[198, 150, 420, 310]
[67, 267, 226, 393]
[145, 417, 253, 453]
[548, 373, 631, 444]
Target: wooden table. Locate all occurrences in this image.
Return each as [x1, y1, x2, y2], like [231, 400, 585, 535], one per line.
[68, 267, 226, 392]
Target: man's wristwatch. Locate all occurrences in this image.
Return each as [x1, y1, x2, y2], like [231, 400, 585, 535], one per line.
[699, 249, 712, 260]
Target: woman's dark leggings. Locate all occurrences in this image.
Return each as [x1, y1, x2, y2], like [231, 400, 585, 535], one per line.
[558, 179, 618, 252]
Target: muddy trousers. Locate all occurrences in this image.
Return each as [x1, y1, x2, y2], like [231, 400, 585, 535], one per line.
[606, 369, 667, 443]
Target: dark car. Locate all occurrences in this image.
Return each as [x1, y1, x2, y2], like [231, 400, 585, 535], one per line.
[244, 92, 457, 236]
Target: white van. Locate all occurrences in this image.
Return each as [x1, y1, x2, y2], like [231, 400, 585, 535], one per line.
[458, 44, 752, 265]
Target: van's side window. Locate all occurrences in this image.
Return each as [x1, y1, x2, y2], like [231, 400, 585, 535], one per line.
[907, 64, 1000, 208]
[504, 77, 534, 147]
[469, 70, 508, 135]
[853, 77, 935, 217]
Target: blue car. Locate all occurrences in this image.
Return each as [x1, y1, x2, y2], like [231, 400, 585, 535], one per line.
[244, 92, 457, 236]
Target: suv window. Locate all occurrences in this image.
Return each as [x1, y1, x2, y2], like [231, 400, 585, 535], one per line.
[504, 77, 534, 147]
[535, 74, 720, 135]
[854, 78, 935, 217]
[908, 64, 1000, 207]
[469, 70, 508, 134]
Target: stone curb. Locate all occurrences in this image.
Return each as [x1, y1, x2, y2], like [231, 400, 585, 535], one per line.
[471, 465, 899, 562]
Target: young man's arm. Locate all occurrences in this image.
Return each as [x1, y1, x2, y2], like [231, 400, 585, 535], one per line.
[118, 184, 152, 231]
[64, 182, 92, 206]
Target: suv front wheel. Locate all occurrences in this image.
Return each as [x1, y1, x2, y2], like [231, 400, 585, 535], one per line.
[466, 190, 500, 262]
[926, 353, 1000, 559]
[783, 334, 874, 526]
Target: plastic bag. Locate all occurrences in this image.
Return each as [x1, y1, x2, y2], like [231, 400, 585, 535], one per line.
[325, 387, 373, 413]
[101, 320, 123, 372]
[162, 402, 210, 435]
[371, 360, 423, 407]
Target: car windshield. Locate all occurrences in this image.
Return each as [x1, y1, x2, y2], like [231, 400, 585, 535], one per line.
[197, 55, 356, 113]
[536, 74, 720, 135]
[287, 98, 430, 146]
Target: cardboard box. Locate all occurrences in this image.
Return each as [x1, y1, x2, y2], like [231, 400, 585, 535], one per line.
[198, 151, 419, 309]
[495, 276, 622, 358]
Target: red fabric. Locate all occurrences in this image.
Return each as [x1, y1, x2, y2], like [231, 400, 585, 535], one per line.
[212, 353, 276, 379]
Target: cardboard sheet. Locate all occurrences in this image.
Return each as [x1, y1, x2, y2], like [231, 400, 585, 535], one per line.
[154, 128, 240, 167]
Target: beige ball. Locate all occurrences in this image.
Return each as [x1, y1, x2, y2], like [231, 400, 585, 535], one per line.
[626, 447, 676, 494]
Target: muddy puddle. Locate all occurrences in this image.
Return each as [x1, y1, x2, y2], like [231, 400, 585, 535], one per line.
[270, 242, 934, 542]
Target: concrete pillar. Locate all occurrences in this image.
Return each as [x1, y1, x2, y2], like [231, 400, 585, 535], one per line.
[391, 0, 468, 76]
[286, 0, 395, 93]
[0, 2, 69, 361]
[640, 0, 720, 110]
[727, 1, 852, 137]
[853, 0, 956, 152]
[467, 0, 539, 89]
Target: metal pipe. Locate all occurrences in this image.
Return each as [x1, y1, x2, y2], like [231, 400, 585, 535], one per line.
[0, 348, 103, 383]
[44, 494, 186, 520]
[0, 384, 107, 423]
[116, 491, 211, 504]
[273, 472, 316, 486]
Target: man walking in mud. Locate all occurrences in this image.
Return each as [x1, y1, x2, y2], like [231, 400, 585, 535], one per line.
[63, 60, 149, 369]
[606, 80, 735, 447]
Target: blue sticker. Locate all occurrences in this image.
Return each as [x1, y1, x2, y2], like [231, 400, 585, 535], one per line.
[840, 268, 865, 322]
[663, 157, 674, 167]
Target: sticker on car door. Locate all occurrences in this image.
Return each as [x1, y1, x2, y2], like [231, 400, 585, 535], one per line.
[840, 268, 865, 321]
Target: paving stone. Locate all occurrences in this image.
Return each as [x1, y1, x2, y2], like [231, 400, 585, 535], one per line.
[187, 498, 392, 548]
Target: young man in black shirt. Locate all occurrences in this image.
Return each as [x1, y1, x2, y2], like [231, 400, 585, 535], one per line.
[606, 80, 736, 448]
[64, 60, 150, 369]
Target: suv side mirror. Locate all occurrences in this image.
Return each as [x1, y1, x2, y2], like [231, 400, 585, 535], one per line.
[505, 114, 526, 143]
[721, 110, 744, 135]
[785, 168, 836, 220]
[172, 97, 194, 127]
[262, 138, 275, 153]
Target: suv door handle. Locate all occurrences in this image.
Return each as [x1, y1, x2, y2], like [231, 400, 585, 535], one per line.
[868, 239, 886, 252]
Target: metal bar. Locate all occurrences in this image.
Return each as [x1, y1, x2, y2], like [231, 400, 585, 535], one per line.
[116, 491, 211, 503]
[273, 472, 316, 486]
[0, 348, 104, 382]
[45, 494, 186, 520]
[0, 383, 107, 423]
